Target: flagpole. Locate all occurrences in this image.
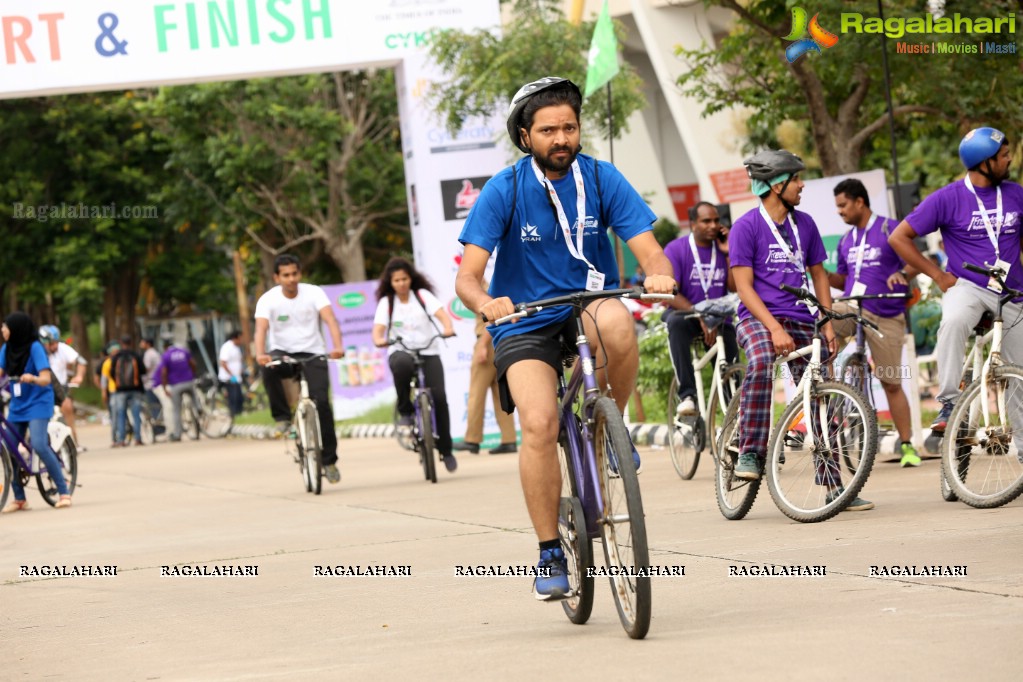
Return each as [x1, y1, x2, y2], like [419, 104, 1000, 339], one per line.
[606, 81, 626, 284]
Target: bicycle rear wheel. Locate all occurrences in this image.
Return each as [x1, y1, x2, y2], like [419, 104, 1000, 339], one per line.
[943, 365, 1023, 508]
[714, 392, 760, 520]
[765, 382, 877, 523]
[139, 413, 155, 445]
[298, 403, 322, 495]
[667, 376, 701, 480]
[199, 389, 234, 438]
[593, 397, 651, 640]
[417, 393, 437, 484]
[837, 355, 871, 474]
[707, 363, 746, 462]
[181, 393, 201, 440]
[557, 425, 594, 625]
[37, 437, 78, 506]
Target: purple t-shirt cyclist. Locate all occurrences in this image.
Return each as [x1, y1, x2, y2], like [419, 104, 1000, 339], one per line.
[906, 180, 1023, 292]
[729, 207, 828, 324]
[835, 214, 908, 318]
[663, 236, 728, 305]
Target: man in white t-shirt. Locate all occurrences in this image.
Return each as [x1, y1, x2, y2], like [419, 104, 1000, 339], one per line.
[254, 254, 345, 483]
[218, 330, 246, 416]
[40, 325, 88, 447]
[139, 337, 165, 431]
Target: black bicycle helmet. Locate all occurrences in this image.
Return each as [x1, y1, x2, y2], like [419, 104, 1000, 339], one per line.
[744, 150, 806, 181]
[506, 77, 582, 153]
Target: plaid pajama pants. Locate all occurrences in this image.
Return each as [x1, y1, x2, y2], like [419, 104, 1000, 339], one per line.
[736, 316, 818, 458]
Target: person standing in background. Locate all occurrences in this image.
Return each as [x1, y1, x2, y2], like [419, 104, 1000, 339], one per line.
[219, 331, 246, 417]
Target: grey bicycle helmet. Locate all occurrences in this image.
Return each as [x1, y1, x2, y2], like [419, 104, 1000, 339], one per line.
[743, 150, 807, 181]
[506, 77, 582, 153]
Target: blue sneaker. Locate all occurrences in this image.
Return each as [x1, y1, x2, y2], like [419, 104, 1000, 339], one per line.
[533, 547, 570, 601]
[607, 441, 642, 477]
[930, 400, 955, 433]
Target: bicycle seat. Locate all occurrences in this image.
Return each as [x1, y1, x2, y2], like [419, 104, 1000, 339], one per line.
[973, 311, 994, 335]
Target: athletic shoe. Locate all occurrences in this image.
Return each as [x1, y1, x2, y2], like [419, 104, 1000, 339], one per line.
[324, 464, 341, 484]
[488, 442, 517, 455]
[734, 453, 761, 480]
[930, 401, 955, 432]
[826, 486, 875, 511]
[452, 441, 480, 454]
[442, 454, 458, 473]
[396, 413, 414, 428]
[677, 396, 697, 418]
[899, 442, 922, 468]
[2, 499, 30, 513]
[273, 421, 291, 438]
[55, 495, 72, 509]
[607, 441, 643, 477]
[533, 547, 570, 601]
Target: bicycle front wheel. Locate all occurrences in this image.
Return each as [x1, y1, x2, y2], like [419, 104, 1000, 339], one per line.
[593, 397, 651, 640]
[417, 392, 437, 484]
[707, 363, 746, 462]
[199, 390, 234, 438]
[557, 424, 594, 625]
[139, 413, 155, 445]
[37, 437, 78, 506]
[298, 402, 322, 495]
[714, 392, 760, 520]
[943, 364, 1023, 508]
[766, 382, 877, 523]
[667, 376, 701, 480]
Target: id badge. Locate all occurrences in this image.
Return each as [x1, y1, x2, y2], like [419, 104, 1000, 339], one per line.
[993, 258, 1011, 276]
[586, 269, 605, 292]
[13, 383, 22, 398]
[850, 281, 867, 298]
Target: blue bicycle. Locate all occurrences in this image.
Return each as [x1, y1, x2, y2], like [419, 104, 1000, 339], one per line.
[494, 287, 672, 639]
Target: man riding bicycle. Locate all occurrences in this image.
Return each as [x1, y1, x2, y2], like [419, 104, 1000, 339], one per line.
[39, 325, 88, 449]
[455, 77, 675, 601]
[254, 254, 345, 484]
[663, 202, 738, 417]
[889, 127, 1023, 437]
[730, 149, 872, 511]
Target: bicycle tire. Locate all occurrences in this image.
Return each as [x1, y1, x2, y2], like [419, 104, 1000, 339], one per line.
[593, 396, 651, 640]
[666, 375, 700, 480]
[707, 363, 746, 462]
[765, 382, 877, 523]
[199, 389, 234, 439]
[714, 392, 760, 520]
[1, 445, 13, 511]
[37, 437, 78, 506]
[556, 425, 594, 624]
[939, 460, 959, 502]
[299, 402, 322, 495]
[181, 393, 201, 440]
[942, 364, 1023, 508]
[139, 413, 155, 445]
[417, 392, 437, 484]
[837, 355, 872, 475]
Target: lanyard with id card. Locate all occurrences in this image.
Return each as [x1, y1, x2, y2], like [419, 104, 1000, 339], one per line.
[964, 175, 1009, 292]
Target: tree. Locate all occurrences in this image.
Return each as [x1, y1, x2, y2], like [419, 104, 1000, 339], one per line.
[148, 71, 408, 284]
[676, 0, 1023, 181]
[426, 0, 647, 150]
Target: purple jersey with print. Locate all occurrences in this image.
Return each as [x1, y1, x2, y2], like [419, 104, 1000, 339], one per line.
[664, 236, 728, 305]
[835, 214, 908, 318]
[729, 207, 827, 324]
[906, 180, 1023, 291]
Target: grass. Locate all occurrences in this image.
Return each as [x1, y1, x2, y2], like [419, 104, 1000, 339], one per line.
[233, 402, 396, 427]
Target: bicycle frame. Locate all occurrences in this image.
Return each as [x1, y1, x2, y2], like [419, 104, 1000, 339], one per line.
[687, 332, 731, 436]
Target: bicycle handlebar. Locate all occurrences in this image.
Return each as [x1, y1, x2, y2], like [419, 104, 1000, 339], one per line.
[962, 261, 1023, 299]
[486, 287, 676, 325]
[265, 354, 328, 369]
[833, 292, 908, 302]
[387, 332, 456, 353]
[778, 284, 872, 329]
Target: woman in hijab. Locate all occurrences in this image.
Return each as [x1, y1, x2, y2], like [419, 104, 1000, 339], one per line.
[0, 311, 72, 511]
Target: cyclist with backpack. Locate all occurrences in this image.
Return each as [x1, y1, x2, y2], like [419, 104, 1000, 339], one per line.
[110, 335, 147, 448]
[371, 257, 458, 473]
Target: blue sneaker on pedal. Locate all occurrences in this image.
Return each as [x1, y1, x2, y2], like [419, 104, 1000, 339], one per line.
[533, 547, 570, 601]
[607, 441, 642, 477]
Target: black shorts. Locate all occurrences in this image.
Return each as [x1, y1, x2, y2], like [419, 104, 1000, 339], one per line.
[493, 317, 577, 414]
[52, 380, 67, 406]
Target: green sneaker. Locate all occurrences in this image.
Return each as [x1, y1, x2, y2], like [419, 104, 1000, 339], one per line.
[734, 453, 761, 480]
[899, 442, 922, 468]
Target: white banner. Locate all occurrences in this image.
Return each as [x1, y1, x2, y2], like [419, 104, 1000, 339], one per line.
[0, 0, 500, 99]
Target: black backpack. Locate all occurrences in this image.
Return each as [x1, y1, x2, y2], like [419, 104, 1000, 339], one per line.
[113, 351, 145, 391]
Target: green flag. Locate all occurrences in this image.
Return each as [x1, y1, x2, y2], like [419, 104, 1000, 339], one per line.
[584, 1, 619, 98]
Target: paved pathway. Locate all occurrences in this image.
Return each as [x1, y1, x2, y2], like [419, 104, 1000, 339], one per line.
[2, 424, 1020, 680]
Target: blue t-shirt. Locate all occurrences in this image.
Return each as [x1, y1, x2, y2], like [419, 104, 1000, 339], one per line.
[834, 214, 907, 318]
[906, 180, 1023, 292]
[0, 341, 55, 421]
[729, 207, 828, 324]
[459, 154, 657, 345]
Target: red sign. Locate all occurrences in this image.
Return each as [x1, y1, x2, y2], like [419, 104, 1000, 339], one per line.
[709, 168, 755, 203]
[667, 183, 700, 226]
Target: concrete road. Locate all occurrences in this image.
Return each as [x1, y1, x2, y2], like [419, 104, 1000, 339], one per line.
[2, 423, 1021, 681]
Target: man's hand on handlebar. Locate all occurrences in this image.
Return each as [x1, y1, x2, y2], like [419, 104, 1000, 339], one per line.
[328, 350, 343, 360]
[642, 274, 676, 295]
[480, 296, 516, 324]
[257, 353, 272, 366]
